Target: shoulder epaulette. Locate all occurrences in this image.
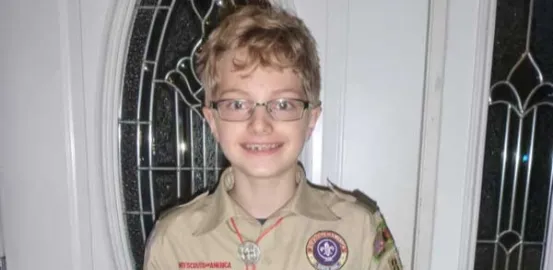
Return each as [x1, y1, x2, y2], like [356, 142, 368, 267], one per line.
[327, 178, 379, 214]
[352, 189, 379, 214]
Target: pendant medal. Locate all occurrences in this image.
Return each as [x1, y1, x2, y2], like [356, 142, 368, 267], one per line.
[238, 240, 261, 265]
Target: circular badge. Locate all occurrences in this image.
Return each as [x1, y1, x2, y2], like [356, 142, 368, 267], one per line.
[238, 241, 261, 265]
[306, 231, 348, 270]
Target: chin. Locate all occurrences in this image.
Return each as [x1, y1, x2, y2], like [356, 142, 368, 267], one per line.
[233, 159, 298, 179]
[240, 167, 289, 179]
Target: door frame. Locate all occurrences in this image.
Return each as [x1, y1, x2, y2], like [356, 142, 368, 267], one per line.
[101, 0, 141, 268]
[426, 0, 495, 268]
[400, 0, 497, 267]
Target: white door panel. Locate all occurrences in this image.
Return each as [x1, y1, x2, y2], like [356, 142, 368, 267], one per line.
[297, 0, 428, 267]
[341, 1, 427, 268]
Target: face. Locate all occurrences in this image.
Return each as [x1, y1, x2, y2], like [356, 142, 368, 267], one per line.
[203, 49, 320, 180]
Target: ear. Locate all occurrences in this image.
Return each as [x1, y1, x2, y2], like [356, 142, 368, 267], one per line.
[202, 106, 219, 141]
[306, 106, 321, 139]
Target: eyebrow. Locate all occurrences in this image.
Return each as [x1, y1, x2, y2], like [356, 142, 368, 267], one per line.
[271, 88, 302, 95]
[217, 88, 249, 99]
[270, 88, 306, 100]
[217, 88, 304, 99]
[218, 88, 248, 96]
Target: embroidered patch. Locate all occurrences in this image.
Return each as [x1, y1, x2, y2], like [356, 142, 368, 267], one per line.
[388, 254, 402, 270]
[373, 219, 394, 259]
[306, 231, 348, 270]
[178, 261, 232, 269]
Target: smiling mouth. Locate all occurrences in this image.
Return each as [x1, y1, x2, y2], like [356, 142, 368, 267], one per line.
[241, 143, 283, 152]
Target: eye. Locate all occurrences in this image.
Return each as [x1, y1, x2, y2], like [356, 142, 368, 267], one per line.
[275, 99, 296, 110]
[224, 100, 247, 110]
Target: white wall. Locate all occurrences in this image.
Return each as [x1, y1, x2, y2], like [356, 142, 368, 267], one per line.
[0, 0, 115, 269]
[0, 1, 83, 269]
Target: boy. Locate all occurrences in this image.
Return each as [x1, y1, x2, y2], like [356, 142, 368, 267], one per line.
[144, 3, 402, 270]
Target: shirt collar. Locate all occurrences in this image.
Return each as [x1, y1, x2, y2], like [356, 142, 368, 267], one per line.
[193, 164, 339, 236]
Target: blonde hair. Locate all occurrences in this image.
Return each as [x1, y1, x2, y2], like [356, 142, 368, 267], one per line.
[195, 4, 321, 104]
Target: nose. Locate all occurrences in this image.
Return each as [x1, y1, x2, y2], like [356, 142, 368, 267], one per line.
[247, 105, 273, 134]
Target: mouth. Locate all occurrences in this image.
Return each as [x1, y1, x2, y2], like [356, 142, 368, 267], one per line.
[241, 143, 284, 154]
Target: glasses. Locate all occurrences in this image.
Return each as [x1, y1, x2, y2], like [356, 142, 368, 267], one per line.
[210, 98, 314, 122]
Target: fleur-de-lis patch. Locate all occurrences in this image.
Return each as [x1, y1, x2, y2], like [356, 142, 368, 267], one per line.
[306, 231, 349, 269]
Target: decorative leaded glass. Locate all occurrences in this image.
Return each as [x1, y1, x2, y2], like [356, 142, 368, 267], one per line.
[118, 0, 246, 267]
[475, 0, 553, 269]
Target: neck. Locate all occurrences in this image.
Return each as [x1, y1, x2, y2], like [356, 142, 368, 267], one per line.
[229, 167, 298, 219]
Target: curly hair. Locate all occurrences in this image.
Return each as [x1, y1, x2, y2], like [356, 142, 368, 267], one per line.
[195, 4, 321, 104]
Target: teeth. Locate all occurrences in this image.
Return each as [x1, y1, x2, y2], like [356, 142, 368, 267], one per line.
[245, 144, 280, 151]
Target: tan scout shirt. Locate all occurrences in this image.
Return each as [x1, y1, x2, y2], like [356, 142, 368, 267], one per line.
[144, 166, 403, 270]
